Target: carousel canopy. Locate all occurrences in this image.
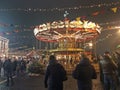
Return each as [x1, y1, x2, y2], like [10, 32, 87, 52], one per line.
[34, 18, 101, 42]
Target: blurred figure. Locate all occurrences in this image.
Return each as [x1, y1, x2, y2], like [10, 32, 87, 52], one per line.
[72, 53, 97, 90]
[20, 58, 26, 75]
[12, 57, 17, 76]
[99, 51, 118, 90]
[3, 57, 14, 86]
[44, 55, 67, 90]
[0, 58, 2, 73]
[97, 55, 104, 84]
[0, 58, 3, 77]
[115, 52, 120, 78]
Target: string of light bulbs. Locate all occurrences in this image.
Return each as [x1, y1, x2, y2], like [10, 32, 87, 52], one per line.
[0, 1, 119, 12]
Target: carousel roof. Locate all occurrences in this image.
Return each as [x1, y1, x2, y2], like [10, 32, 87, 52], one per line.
[34, 18, 101, 42]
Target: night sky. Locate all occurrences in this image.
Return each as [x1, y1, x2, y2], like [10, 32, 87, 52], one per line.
[0, 0, 120, 54]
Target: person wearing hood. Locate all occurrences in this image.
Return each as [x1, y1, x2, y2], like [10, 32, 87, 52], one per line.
[72, 53, 97, 90]
[44, 55, 67, 90]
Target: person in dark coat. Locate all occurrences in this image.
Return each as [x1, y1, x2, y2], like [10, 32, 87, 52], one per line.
[12, 58, 17, 75]
[72, 53, 97, 90]
[44, 55, 67, 90]
[20, 59, 26, 74]
[3, 58, 14, 86]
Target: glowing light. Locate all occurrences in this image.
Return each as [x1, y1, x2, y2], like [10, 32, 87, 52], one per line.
[34, 18, 101, 42]
[88, 43, 93, 47]
[118, 30, 120, 33]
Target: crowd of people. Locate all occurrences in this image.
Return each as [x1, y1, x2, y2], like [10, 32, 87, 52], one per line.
[0, 56, 30, 86]
[0, 50, 120, 90]
[44, 51, 120, 90]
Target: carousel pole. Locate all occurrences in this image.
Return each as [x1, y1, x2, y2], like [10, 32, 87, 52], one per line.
[64, 11, 69, 69]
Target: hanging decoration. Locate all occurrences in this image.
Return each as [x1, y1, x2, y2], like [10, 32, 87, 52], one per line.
[0, 21, 120, 36]
[0, 1, 119, 12]
[111, 7, 117, 13]
[0, 1, 120, 36]
[92, 11, 100, 16]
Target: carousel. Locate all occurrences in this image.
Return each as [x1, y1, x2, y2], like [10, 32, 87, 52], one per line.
[34, 17, 101, 70]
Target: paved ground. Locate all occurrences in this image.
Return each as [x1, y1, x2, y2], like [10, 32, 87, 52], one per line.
[0, 73, 105, 90]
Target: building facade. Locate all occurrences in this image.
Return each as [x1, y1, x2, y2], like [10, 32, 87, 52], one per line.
[0, 36, 9, 57]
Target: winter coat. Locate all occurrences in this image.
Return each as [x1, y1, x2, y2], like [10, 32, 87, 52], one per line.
[3, 59, 13, 76]
[44, 60, 67, 90]
[72, 57, 97, 90]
